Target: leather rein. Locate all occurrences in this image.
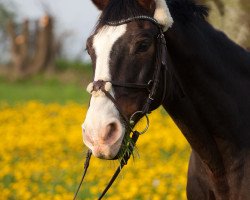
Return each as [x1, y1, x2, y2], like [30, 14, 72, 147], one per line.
[73, 15, 168, 200]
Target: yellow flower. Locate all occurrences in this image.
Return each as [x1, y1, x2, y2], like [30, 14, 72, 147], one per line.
[0, 102, 190, 199]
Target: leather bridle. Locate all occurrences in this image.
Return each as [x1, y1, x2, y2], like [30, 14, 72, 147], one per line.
[73, 15, 169, 200]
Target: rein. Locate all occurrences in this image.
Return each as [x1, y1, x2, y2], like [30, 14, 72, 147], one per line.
[73, 15, 168, 200]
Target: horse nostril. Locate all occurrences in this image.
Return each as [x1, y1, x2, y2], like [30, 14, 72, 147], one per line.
[103, 122, 119, 142]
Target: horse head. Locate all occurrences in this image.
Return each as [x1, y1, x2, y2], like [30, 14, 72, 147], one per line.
[82, 0, 173, 159]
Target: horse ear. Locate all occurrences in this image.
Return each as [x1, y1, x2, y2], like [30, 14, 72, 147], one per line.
[138, 0, 156, 13]
[154, 0, 173, 31]
[91, 0, 110, 10]
[138, 0, 173, 31]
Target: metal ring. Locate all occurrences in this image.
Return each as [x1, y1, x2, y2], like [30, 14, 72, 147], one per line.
[129, 111, 150, 135]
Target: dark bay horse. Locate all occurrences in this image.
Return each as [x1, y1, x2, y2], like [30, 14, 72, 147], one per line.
[82, 0, 250, 199]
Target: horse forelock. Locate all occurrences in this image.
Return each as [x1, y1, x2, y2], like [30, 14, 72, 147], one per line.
[97, 0, 173, 31]
[98, 0, 151, 26]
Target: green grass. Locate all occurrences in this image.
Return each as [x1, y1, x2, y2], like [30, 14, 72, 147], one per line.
[0, 69, 92, 105]
[0, 78, 89, 104]
[55, 59, 92, 72]
[0, 60, 93, 104]
[0, 81, 88, 104]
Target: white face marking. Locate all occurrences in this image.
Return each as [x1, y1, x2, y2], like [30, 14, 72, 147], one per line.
[93, 25, 127, 81]
[82, 25, 127, 158]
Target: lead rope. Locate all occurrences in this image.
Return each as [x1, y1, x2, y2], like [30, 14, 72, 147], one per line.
[73, 150, 92, 200]
[98, 131, 140, 200]
[73, 132, 139, 200]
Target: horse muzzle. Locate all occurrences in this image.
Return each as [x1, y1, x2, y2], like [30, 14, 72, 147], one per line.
[82, 118, 125, 159]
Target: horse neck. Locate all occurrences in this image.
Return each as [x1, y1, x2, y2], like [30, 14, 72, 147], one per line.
[162, 18, 250, 174]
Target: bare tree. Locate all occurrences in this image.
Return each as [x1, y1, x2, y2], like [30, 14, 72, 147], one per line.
[0, 0, 15, 62]
[7, 15, 56, 79]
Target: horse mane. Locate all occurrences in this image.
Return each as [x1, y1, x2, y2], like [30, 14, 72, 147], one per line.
[99, 0, 209, 25]
[167, 0, 209, 22]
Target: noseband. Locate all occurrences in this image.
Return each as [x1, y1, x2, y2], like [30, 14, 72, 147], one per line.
[74, 15, 168, 200]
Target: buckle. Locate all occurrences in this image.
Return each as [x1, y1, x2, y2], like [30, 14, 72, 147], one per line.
[129, 111, 150, 135]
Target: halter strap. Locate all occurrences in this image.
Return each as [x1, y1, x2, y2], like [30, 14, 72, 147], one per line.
[73, 150, 92, 200]
[110, 81, 151, 91]
[106, 15, 161, 29]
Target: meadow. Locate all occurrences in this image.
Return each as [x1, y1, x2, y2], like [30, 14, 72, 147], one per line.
[0, 69, 190, 200]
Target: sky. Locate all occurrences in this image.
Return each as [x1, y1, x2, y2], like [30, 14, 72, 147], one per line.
[12, 0, 100, 60]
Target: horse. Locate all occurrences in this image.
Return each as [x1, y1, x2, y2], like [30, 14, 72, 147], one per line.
[82, 0, 250, 199]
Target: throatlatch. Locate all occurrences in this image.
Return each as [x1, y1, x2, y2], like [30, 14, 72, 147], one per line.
[73, 15, 168, 200]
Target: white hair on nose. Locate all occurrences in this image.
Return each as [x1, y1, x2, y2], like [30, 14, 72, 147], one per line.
[154, 0, 174, 31]
[82, 25, 127, 158]
[93, 25, 127, 82]
[83, 24, 127, 140]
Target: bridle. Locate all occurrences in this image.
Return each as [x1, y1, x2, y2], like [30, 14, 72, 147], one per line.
[73, 15, 169, 200]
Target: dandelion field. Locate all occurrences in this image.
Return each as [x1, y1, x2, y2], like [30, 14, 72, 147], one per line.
[0, 101, 190, 200]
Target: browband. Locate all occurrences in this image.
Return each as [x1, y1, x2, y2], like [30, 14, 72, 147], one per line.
[105, 15, 162, 29]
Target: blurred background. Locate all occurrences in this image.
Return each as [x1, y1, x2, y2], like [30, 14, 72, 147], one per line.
[0, 0, 249, 199]
[0, 0, 100, 104]
[0, 0, 250, 104]
[0, 0, 249, 103]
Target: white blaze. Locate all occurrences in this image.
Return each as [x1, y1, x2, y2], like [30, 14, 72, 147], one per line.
[82, 25, 127, 148]
[93, 25, 127, 81]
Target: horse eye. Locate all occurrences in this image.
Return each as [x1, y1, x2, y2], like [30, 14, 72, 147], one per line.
[136, 41, 151, 53]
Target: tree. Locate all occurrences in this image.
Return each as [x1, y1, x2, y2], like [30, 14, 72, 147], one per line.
[0, 0, 15, 62]
[0, 1, 14, 35]
[7, 15, 56, 79]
